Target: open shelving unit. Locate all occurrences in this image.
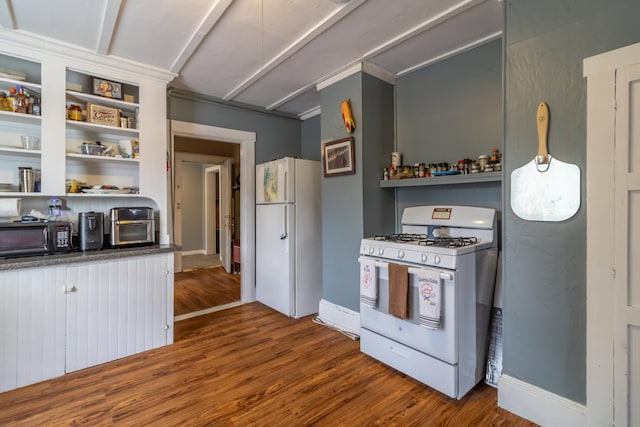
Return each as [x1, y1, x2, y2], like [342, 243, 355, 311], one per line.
[380, 171, 502, 188]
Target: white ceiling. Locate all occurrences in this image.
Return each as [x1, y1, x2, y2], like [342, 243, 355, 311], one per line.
[0, 0, 503, 119]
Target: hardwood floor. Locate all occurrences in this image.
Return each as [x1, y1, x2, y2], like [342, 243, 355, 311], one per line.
[0, 303, 536, 426]
[174, 266, 241, 316]
[182, 253, 222, 270]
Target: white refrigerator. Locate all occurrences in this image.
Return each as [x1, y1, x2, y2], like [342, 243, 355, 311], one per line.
[256, 157, 322, 318]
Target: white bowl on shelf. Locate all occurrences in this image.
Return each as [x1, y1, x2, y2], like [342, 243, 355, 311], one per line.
[21, 136, 41, 150]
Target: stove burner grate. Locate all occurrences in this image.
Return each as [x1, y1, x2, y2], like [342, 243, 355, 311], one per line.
[373, 233, 427, 242]
[419, 236, 478, 248]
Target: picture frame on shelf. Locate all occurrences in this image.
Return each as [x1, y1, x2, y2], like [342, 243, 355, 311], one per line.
[92, 77, 122, 99]
[87, 103, 120, 127]
[322, 136, 355, 177]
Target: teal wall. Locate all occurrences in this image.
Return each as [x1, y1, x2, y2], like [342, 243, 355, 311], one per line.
[181, 162, 205, 252]
[503, 0, 640, 404]
[168, 96, 301, 164]
[394, 40, 503, 227]
[319, 73, 395, 311]
[396, 40, 502, 167]
[301, 115, 321, 161]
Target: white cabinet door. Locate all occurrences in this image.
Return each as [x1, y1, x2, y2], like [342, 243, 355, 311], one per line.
[65, 254, 172, 372]
[613, 62, 640, 427]
[0, 266, 66, 392]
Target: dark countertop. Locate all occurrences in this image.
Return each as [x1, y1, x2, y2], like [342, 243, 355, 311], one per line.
[0, 245, 178, 271]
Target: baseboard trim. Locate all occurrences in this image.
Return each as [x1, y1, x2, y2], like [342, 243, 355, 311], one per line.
[174, 301, 244, 322]
[498, 374, 586, 427]
[317, 299, 360, 336]
[182, 249, 206, 256]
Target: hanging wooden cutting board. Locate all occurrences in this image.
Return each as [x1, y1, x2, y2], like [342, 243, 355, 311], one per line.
[510, 102, 581, 222]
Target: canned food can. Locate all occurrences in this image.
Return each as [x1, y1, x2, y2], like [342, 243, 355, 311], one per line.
[391, 152, 401, 168]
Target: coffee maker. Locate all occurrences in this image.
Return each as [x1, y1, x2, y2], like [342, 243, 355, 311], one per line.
[78, 212, 104, 251]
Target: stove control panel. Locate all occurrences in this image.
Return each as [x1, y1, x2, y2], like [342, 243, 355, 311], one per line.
[360, 242, 457, 269]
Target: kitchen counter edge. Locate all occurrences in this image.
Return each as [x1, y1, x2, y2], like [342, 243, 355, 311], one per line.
[0, 245, 178, 271]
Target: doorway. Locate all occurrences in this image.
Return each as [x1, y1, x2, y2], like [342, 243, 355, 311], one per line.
[169, 120, 256, 319]
[174, 154, 233, 274]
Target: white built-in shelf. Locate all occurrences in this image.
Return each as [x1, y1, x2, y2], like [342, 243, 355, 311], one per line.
[0, 146, 41, 158]
[65, 152, 139, 164]
[0, 109, 42, 125]
[65, 90, 139, 111]
[0, 191, 46, 197]
[0, 77, 41, 93]
[380, 171, 502, 188]
[64, 192, 139, 198]
[65, 119, 139, 137]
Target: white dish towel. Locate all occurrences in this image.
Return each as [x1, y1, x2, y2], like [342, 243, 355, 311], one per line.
[359, 259, 377, 307]
[418, 269, 441, 329]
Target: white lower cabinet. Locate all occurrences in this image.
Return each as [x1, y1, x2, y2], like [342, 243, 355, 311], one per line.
[0, 265, 66, 392]
[66, 254, 173, 372]
[0, 252, 173, 392]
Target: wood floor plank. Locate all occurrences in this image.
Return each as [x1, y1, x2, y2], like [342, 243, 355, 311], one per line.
[0, 303, 537, 426]
[174, 266, 241, 315]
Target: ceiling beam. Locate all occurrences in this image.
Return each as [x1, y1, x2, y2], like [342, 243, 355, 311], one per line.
[170, 0, 233, 73]
[398, 30, 502, 77]
[267, 0, 490, 111]
[96, 0, 122, 55]
[0, 0, 16, 29]
[222, 0, 368, 102]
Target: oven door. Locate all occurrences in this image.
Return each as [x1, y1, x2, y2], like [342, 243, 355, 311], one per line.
[110, 220, 154, 246]
[359, 257, 457, 364]
[0, 224, 49, 257]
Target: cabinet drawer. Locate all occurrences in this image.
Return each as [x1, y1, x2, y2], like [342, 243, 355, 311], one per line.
[360, 328, 458, 399]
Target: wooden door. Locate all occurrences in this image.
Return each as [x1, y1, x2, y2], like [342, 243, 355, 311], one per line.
[613, 62, 640, 426]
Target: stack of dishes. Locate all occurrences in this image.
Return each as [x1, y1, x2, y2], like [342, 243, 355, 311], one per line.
[0, 183, 14, 192]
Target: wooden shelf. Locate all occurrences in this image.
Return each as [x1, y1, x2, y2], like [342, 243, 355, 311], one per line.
[380, 171, 502, 188]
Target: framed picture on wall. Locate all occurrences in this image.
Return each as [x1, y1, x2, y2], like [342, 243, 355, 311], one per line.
[322, 137, 355, 177]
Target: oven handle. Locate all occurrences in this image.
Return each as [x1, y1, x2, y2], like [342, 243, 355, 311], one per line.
[358, 257, 453, 280]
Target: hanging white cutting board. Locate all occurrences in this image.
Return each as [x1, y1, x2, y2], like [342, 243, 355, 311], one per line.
[510, 102, 581, 222]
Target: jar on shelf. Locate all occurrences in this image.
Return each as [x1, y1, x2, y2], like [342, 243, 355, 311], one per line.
[477, 155, 489, 171]
[68, 104, 82, 121]
[491, 148, 500, 163]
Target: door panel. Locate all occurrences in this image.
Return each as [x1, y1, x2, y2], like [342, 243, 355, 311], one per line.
[220, 159, 232, 273]
[614, 62, 640, 426]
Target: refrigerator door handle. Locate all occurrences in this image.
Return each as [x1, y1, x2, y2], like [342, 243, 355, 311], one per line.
[280, 205, 288, 240]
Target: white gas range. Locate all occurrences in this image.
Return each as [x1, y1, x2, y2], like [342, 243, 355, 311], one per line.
[358, 205, 498, 399]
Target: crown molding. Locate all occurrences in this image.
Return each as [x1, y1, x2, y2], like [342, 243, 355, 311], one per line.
[298, 106, 321, 120]
[0, 28, 177, 83]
